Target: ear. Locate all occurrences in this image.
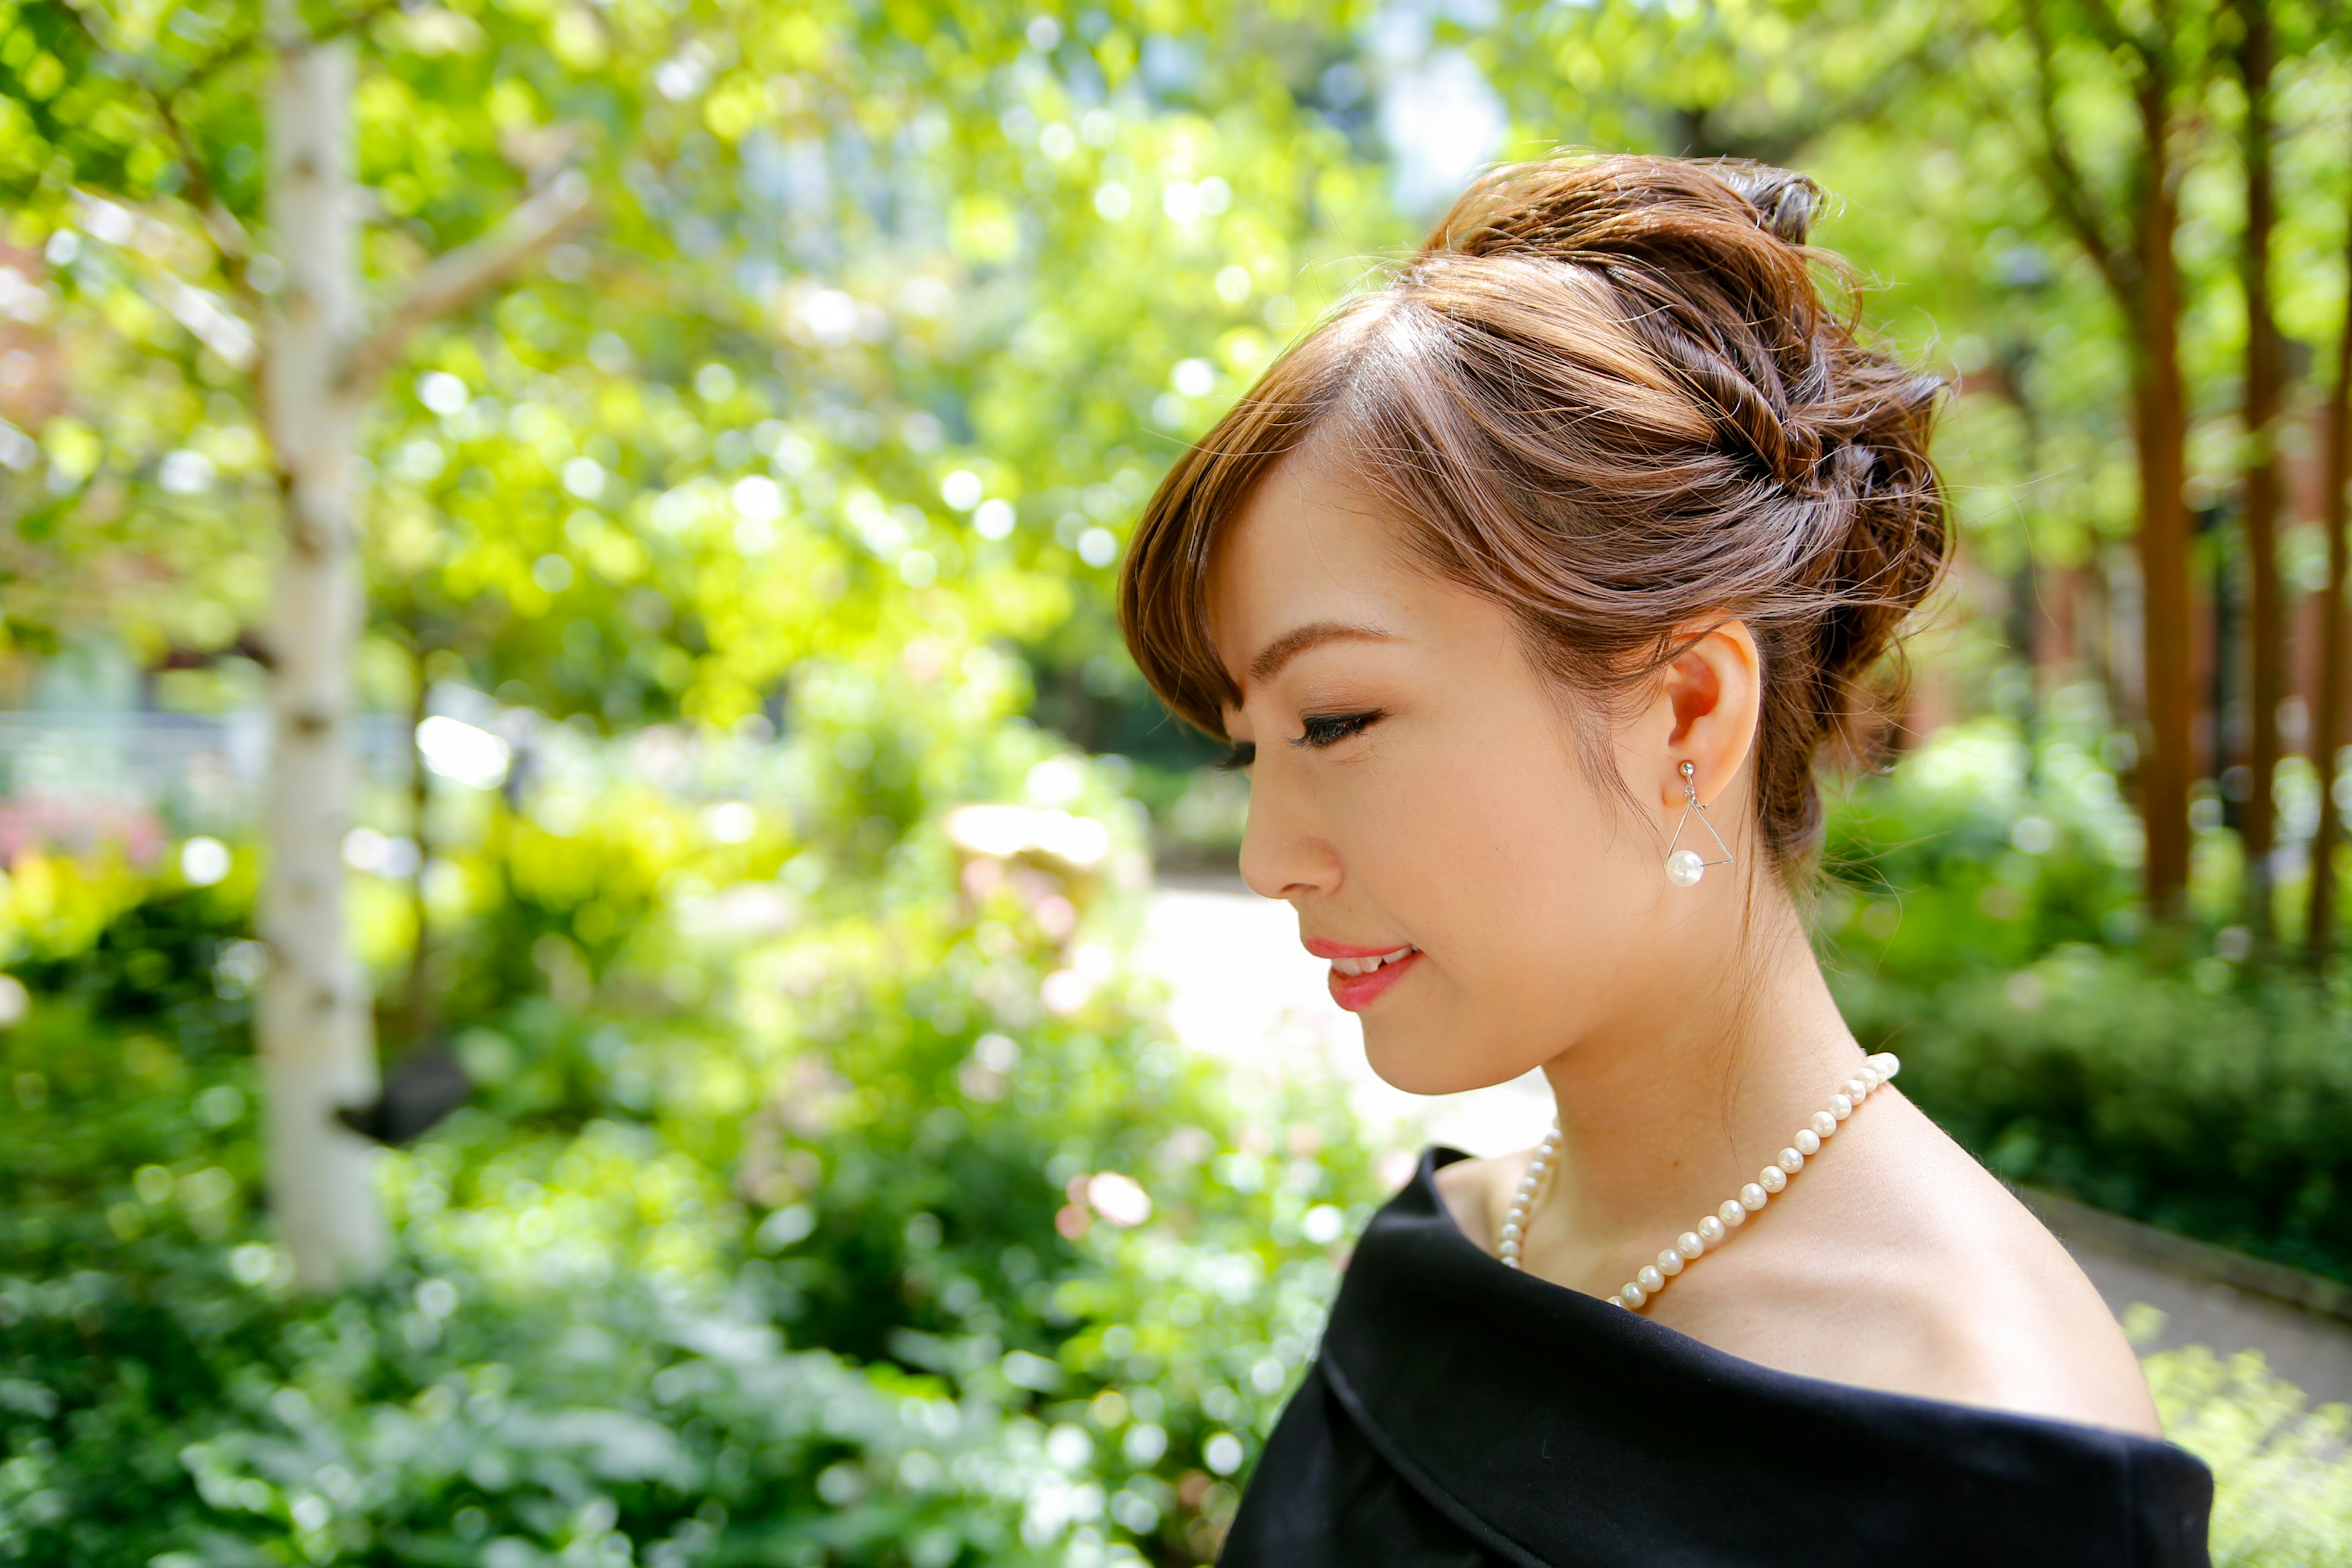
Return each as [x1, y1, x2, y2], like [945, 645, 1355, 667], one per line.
[1654, 620, 1762, 809]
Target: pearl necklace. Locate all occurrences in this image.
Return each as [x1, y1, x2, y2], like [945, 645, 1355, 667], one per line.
[1498, 1052, 1901, 1311]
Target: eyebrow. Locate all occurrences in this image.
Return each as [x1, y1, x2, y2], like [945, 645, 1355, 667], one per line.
[1246, 622, 1398, 685]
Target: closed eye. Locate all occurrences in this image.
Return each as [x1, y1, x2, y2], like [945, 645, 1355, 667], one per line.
[1217, 741, 1257, 772]
[1294, 710, 1384, 749]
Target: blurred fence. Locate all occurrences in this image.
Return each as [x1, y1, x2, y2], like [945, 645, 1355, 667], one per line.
[0, 710, 411, 846]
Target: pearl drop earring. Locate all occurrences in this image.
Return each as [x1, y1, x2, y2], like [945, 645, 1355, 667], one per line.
[1664, 760, 1734, 887]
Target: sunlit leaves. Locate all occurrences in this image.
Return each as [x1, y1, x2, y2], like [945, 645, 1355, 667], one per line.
[2, 0, 1408, 760]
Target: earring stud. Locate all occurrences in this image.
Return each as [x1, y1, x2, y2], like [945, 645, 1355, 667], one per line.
[1664, 760, 1734, 887]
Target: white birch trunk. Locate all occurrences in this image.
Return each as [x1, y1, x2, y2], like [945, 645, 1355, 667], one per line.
[257, 21, 386, 1291]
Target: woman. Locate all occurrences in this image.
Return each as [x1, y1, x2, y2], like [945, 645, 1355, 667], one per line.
[1118, 155, 2212, 1565]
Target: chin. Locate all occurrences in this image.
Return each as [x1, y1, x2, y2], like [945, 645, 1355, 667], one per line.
[1361, 1020, 1529, 1098]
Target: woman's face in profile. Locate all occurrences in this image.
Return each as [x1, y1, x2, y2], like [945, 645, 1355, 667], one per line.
[1208, 445, 1684, 1095]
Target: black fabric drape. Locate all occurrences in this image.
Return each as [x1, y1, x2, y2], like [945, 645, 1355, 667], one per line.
[1223, 1148, 2212, 1568]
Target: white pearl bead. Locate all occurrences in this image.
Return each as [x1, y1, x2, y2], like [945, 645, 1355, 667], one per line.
[1497, 1068, 1877, 1303]
[1666, 849, 1706, 886]
[1874, 1052, 1901, 1079]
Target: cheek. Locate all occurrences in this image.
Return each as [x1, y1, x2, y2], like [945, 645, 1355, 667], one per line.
[1353, 720, 1655, 995]
[1354, 762, 1658, 1093]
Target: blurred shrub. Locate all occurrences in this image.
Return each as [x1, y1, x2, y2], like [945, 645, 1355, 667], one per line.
[1, 1236, 1074, 1567]
[11, 674, 2352, 1564]
[1815, 704, 2145, 972]
[1836, 946, 2352, 1281]
[2141, 1327, 2352, 1568]
[1814, 712, 2352, 1283]
[0, 641, 1379, 1566]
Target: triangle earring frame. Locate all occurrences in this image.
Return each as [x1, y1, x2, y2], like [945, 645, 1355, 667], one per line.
[1664, 762, 1735, 872]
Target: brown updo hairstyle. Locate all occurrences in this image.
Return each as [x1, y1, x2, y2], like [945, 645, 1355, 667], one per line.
[1118, 153, 1950, 875]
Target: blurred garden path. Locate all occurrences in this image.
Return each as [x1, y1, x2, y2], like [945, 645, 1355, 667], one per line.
[2032, 1202, 2352, 1410]
[1136, 875, 1556, 1184]
[1139, 876, 2352, 1409]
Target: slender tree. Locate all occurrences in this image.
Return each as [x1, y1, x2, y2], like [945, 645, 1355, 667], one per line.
[45, 0, 585, 1288]
[2308, 186, 2352, 967]
[2014, 0, 2206, 919]
[2234, 0, 2285, 941]
[254, 6, 393, 1286]
[258, 24, 582, 1284]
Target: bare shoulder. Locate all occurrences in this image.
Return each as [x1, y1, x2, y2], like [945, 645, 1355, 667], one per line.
[1657, 1091, 2164, 1439]
[1432, 1149, 1526, 1257]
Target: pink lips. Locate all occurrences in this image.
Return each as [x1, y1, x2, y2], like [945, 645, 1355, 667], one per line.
[1303, 937, 1423, 1012]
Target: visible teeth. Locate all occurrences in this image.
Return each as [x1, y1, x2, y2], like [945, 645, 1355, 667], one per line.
[1332, 946, 1414, 977]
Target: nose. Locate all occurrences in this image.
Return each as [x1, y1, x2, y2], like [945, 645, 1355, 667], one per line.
[1235, 764, 1342, 903]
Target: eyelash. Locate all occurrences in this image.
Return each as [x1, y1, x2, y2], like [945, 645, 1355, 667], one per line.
[1218, 709, 1385, 771]
[1296, 710, 1385, 749]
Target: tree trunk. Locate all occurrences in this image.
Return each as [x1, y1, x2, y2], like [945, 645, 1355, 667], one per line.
[257, 22, 386, 1291]
[2132, 75, 2196, 922]
[2236, 0, 2284, 940]
[2307, 198, 2352, 967]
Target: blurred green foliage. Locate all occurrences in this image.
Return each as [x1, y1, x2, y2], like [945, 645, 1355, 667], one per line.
[7, 0, 2352, 1561]
[2145, 1329, 2352, 1567]
[9, 658, 2352, 1566]
[0, 0, 1400, 768]
[1818, 705, 2352, 1283]
[0, 644, 1387, 1566]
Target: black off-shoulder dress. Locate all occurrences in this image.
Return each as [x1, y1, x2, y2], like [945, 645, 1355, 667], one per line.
[1223, 1148, 2214, 1568]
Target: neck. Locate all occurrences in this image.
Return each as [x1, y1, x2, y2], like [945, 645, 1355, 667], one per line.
[1536, 876, 1863, 1256]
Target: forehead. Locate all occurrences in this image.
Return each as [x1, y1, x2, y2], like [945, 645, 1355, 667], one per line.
[1205, 447, 1433, 688]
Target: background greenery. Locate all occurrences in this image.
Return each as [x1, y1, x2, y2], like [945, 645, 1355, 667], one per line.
[7, 0, 2352, 1562]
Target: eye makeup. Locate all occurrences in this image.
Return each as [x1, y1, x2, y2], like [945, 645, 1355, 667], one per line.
[1294, 709, 1384, 749]
[1218, 709, 1385, 771]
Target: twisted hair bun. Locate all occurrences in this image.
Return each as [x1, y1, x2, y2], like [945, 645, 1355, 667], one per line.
[1121, 153, 1950, 870]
